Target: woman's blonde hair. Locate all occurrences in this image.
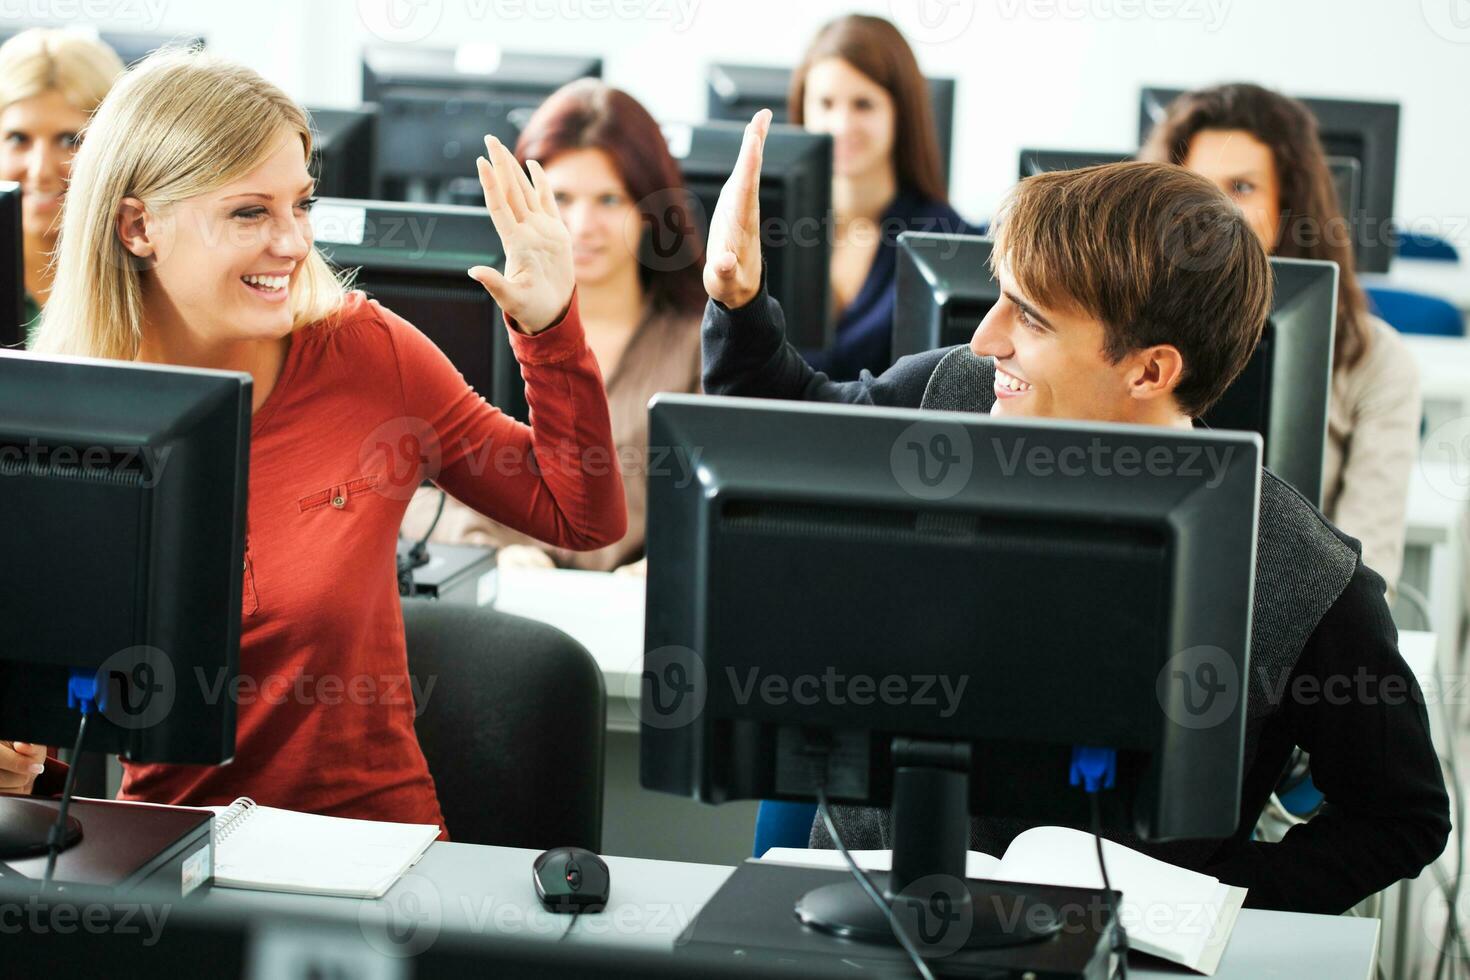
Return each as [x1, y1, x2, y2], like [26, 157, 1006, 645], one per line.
[0, 28, 123, 115]
[32, 48, 346, 359]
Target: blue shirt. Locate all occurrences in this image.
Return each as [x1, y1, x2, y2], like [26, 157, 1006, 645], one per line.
[803, 186, 975, 381]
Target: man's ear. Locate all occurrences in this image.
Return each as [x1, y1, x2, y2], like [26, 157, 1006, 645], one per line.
[1126, 344, 1187, 404]
[116, 197, 156, 263]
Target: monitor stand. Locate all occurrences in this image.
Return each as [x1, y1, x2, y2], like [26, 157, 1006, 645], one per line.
[0, 797, 82, 859]
[795, 738, 1063, 952]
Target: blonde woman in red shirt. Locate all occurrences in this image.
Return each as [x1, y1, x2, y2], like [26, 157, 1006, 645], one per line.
[0, 50, 626, 834]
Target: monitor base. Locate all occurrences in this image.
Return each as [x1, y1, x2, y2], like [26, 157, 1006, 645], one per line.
[796, 873, 1063, 950]
[0, 797, 82, 859]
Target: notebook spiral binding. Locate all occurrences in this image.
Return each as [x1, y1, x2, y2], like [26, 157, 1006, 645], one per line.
[214, 797, 258, 845]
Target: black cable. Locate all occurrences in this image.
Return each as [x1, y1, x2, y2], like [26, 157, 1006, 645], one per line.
[41, 710, 89, 891]
[815, 786, 936, 980]
[558, 907, 582, 942]
[397, 488, 446, 596]
[1089, 791, 1129, 980]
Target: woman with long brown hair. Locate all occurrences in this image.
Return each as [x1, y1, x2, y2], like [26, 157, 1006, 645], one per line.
[402, 79, 704, 573]
[1141, 83, 1420, 596]
[788, 13, 972, 381]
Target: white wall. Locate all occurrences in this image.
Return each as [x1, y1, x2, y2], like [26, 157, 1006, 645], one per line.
[37, 0, 1470, 241]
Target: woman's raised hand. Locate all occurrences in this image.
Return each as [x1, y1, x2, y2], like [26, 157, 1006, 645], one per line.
[468, 135, 575, 335]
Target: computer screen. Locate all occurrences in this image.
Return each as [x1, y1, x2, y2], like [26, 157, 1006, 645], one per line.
[641, 392, 1259, 840]
[0, 182, 21, 348]
[1017, 147, 1133, 180]
[666, 121, 834, 352]
[892, 233, 1337, 504]
[706, 63, 956, 191]
[1140, 87, 1399, 273]
[0, 352, 249, 764]
[309, 197, 526, 422]
[307, 106, 376, 201]
[362, 47, 602, 203]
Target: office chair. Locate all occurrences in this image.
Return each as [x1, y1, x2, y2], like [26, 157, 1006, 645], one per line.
[1366, 286, 1465, 338]
[401, 598, 606, 851]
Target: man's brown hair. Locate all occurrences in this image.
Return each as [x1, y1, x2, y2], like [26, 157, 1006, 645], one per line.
[992, 161, 1272, 417]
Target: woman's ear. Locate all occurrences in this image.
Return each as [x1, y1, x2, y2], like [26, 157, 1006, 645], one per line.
[116, 197, 154, 262]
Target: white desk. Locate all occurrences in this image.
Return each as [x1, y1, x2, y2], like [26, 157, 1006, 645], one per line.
[204, 840, 1383, 979]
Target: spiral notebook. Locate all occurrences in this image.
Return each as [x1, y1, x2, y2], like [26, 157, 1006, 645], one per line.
[208, 798, 440, 899]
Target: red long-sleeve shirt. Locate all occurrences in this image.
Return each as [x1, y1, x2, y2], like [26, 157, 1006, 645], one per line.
[38, 291, 625, 835]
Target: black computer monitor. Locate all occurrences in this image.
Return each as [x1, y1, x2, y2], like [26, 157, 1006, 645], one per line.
[0, 351, 249, 854]
[0, 27, 203, 64]
[0, 181, 22, 348]
[706, 62, 956, 190]
[1017, 147, 1133, 180]
[308, 196, 526, 421]
[1139, 87, 1399, 274]
[641, 393, 1259, 945]
[307, 106, 377, 201]
[668, 121, 833, 352]
[892, 232, 1336, 504]
[362, 46, 601, 202]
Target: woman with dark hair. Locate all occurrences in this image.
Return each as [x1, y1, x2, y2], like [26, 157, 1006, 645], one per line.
[1140, 83, 1420, 596]
[789, 13, 972, 381]
[402, 79, 704, 574]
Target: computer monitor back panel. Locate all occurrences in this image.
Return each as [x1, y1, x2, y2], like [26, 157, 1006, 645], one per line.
[309, 198, 526, 421]
[642, 395, 1260, 841]
[706, 63, 955, 189]
[1140, 87, 1399, 273]
[307, 106, 377, 200]
[1018, 148, 1134, 180]
[0, 28, 204, 66]
[0, 354, 249, 764]
[0, 182, 21, 347]
[670, 121, 834, 351]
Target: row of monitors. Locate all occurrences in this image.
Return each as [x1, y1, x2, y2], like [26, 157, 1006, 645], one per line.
[0, 26, 1401, 274]
[0, 180, 1336, 512]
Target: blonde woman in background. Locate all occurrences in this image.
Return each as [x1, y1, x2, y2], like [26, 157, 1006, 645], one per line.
[0, 28, 123, 339]
[2, 50, 624, 830]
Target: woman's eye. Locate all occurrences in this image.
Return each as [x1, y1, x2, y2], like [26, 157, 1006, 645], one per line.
[295, 196, 318, 213]
[554, 192, 571, 206]
[233, 207, 267, 220]
[598, 193, 621, 207]
[59, 133, 80, 149]
[4, 133, 27, 147]
[1231, 180, 1255, 196]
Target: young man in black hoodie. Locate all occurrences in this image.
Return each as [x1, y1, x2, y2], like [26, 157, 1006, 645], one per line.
[698, 111, 1448, 915]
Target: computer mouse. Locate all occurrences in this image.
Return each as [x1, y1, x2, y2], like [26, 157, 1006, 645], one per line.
[532, 846, 610, 913]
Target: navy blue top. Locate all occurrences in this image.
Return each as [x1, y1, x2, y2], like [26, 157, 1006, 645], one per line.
[803, 186, 974, 381]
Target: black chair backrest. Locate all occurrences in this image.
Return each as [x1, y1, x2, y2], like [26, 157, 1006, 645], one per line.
[401, 599, 605, 850]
